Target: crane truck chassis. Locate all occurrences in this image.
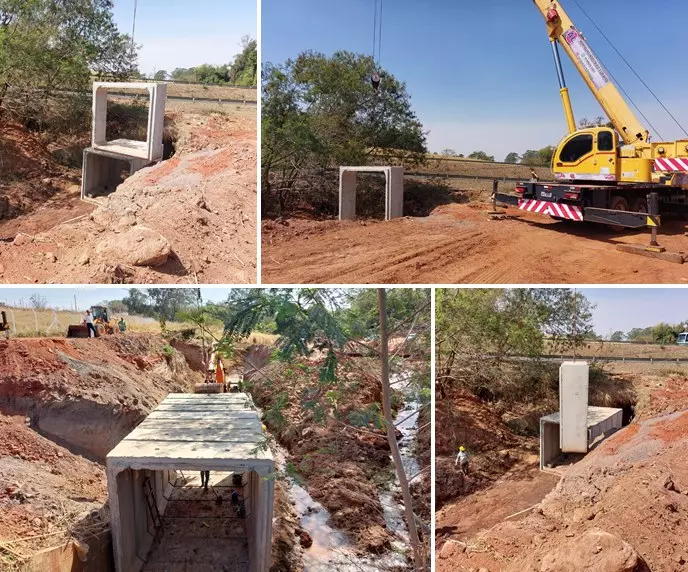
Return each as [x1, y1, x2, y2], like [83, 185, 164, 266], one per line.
[494, 182, 688, 230]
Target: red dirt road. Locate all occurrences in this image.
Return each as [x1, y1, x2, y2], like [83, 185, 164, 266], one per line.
[262, 203, 688, 284]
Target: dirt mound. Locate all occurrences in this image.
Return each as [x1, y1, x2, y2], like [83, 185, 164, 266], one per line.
[439, 408, 688, 572]
[0, 122, 59, 179]
[0, 111, 256, 284]
[0, 413, 107, 563]
[261, 202, 688, 284]
[0, 334, 201, 459]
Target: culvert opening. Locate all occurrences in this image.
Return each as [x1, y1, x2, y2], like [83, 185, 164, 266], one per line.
[138, 470, 252, 571]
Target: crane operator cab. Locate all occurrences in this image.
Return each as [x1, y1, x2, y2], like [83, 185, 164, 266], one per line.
[678, 332, 688, 346]
[552, 127, 652, 184]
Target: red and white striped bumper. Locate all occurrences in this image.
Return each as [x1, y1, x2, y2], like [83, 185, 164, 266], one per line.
[518, 199, 583, 221]
[654, 157, 688, 172]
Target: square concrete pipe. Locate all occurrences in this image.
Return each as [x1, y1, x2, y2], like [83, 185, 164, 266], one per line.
[559, 361, 589, 453]
[540, 406, 623, 469]
[81, 148, 150, 200]
[92, 82, 167, 161]
[338, 166, 404, 221]
[106, 393, 274, 572]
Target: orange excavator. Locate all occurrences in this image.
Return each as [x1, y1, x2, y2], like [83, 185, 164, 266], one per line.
[67, 306, 116, 338]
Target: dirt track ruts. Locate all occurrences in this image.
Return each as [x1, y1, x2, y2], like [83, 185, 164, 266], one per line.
[261, 202, 688, 284]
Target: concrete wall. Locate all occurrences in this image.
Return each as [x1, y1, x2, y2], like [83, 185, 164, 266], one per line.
[109, 468, 175, 572]
[540, 420, 561, 469]
[338, 166, 404, 221]
[559, 362, 589, 453]
[589, 409, 623, 442]
[81, 149, 149, 199]
[109, 467, 272, 572]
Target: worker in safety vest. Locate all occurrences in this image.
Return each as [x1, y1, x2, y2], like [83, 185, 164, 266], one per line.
[455, 445, 469, 476]
[215, 356, 225, 384]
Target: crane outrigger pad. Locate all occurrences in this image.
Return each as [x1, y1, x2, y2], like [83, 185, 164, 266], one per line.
[616, 244, 685, 264]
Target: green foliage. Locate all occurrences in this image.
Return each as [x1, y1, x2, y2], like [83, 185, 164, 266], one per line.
[504, 152, 520, 164]
[261, 50, 427, 216]
[610, 331, 625, 342]
[0, 0, 137, 120]
[106, 300, 127, 314]
[520, 146, 556, 167]
[170, 36, 256, 87]
[578, 116, 613, 129]
[161, 344, 175, 357]
[123, 288, 200, 321]
[441, 149, 457, 156]
[468, 150, 494, 162]
[264, 392, 289, 432]
[347, 403, 384, 429]
[153, 70, 168, 81]
[436, 288, 595, 403]
[318, 348, 337, 384]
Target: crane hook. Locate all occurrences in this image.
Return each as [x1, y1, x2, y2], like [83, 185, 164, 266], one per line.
[371, 71, 381, 91]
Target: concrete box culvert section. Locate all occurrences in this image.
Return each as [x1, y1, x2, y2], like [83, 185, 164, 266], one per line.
[559, 361, 590, 453]
[106, 393, 274, 572]
[540, 406, 623, 469]
[83, 82, 167, 201]
[339, 166, 404, 221]
[92, 82, 167, 162]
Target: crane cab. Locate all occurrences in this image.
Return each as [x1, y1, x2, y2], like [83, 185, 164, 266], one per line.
[678, 332, 688, 345]
[553, 127, 652, 183]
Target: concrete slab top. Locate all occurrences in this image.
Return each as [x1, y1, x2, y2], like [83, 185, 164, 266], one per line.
[339, 166, 403, 173]
[93, 82, 161, 91]
[93, 140, 150, 159]
[541, 405, 623, 426]
[106, 393, 273, 472]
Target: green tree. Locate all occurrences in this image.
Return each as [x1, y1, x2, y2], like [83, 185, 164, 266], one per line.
[441, 148, 457, 156]
[520, 146, 556, 167]
[468, 150, 495, 161]
[610, 330, 625, 342]
[0, 0, 137, 119]
[261, 50, 427, 216]
[153, 70, 168, 81]
[504, 152, 520, 164]
[228, 35, 257, 86]
[578, 116, 613, 129]
[436, 288, 594, 401]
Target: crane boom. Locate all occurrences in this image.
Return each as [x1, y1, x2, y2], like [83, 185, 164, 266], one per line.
[532, 0, 649, 147]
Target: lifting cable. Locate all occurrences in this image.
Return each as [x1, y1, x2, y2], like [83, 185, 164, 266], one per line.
[371, 0, 383, 90]
[571, 0, 687, 139]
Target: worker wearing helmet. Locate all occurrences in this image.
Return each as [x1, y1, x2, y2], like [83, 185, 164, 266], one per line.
[455, 445, 469, 476]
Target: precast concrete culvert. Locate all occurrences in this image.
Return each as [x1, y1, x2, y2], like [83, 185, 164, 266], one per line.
[106, 393, 274, 572]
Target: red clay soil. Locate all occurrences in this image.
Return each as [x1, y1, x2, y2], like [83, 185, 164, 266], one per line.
[0, 111, 256, 284]
[0, 413, 107, 557]
[0, 334, 201, 460]
[261, 202, 688, 284]
[247, 353, 413, 554]
[437, 381, 688, 572]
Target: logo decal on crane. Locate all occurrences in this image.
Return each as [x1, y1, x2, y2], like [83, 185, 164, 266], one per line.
[563, 26, 610, 90]
[518, 198, 583, 221]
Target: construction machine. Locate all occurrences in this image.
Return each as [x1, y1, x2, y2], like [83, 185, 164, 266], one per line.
[67, 306, 116, 338]
[495, 1, 688, 236]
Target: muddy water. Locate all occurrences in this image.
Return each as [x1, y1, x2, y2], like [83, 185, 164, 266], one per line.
[271, 371, 420, 571]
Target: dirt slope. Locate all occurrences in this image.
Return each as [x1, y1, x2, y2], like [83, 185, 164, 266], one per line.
[262, 202, 688, 284]
[0, 110, 256, 284]
[0, 334, 201, 460]
[437, 376, 688, 572]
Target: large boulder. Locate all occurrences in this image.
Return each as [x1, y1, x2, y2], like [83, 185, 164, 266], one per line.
[513, 528, 642, 572]
[95, 226, 171, 267]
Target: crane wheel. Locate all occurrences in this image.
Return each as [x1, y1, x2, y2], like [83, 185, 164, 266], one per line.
[608, 195, 630, 232]
[631, 197, 648, 214]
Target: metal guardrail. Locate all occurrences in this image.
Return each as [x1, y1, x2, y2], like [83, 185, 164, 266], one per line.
[497, 354, 688, 364]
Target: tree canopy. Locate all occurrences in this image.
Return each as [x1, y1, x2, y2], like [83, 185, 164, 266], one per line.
[261, 50, 427, 215]
[0, 0, 136, 118]
[169, 36, 256, 86]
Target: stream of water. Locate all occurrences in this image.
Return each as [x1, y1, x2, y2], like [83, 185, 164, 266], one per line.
[272, 371, 421, 571]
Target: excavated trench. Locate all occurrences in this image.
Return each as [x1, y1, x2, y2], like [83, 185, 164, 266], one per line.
[271, 370, 421, 571]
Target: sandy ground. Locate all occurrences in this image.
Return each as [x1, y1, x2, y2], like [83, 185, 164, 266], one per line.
[0, 106, 256, 284]
[262, 202, 688, 284]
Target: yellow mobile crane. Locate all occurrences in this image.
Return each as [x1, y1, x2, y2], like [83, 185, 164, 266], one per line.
[496, 1, 688, 234]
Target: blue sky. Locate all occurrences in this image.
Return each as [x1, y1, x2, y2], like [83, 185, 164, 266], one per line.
[0, 288, 233, 312]
[580, 289, 688, 336]
[112, 0, 256, 76]
[262, 0, 688, 160]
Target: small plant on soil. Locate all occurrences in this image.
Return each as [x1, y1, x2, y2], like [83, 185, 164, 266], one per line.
[161, 344, 175, 357]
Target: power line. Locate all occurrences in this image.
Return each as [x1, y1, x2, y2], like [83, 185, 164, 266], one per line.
[570, 0, 688, 138]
